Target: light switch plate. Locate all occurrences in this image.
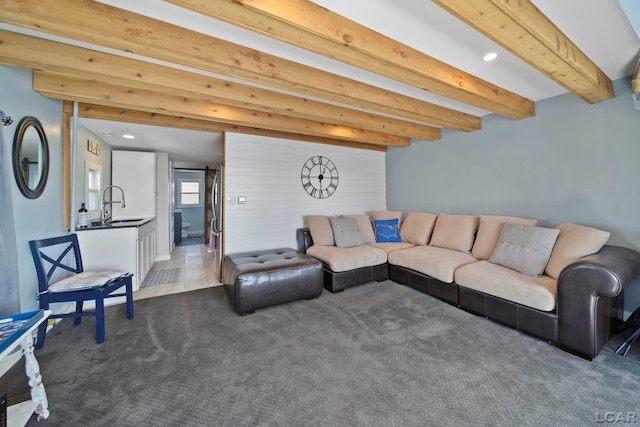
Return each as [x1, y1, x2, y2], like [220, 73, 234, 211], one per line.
[238, 196, 246, 204]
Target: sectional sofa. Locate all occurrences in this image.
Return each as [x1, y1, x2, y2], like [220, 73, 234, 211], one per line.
[297, 212, 640, 360]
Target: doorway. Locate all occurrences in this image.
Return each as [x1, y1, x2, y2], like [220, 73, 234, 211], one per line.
[174, 169, 206, 246]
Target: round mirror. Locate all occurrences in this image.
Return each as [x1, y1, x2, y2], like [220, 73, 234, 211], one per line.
[12, 116, 49, 199]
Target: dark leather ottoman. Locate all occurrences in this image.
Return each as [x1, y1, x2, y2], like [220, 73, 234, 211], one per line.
[224, 248, 324, 315]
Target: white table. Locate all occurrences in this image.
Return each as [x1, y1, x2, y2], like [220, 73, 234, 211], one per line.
[0, 310, 51, 426]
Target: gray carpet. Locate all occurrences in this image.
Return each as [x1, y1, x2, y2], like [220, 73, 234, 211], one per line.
[140, 268, 182, 287]
[2, 281, 639, 426]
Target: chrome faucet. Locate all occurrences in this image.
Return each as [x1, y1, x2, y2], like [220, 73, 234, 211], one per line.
[101, 185, 126, 223]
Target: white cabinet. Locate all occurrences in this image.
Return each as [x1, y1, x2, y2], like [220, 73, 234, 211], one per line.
[136, 220, 156, 283]
[112, 151, 156, 220]
[76, 219, 157, 291]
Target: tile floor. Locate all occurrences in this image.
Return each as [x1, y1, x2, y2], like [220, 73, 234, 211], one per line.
[134, 243, 222, 301]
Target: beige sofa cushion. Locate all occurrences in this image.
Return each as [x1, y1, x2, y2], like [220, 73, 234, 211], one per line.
[388, 245, 478, 283]
[367, 241, 414, 254]
[305, 215, 335, 246]
[429, 214, 478, 253]
[372, 211, 403, 228]
[343, 214, 376, 243]
[400, 212, 438, 245]
[545, 223, 610, 279]
[472, 215, 538, 260]
[455, 261, 557, 312]
[306, 244, 387, 273]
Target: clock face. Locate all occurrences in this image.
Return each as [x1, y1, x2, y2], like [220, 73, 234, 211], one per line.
[300, 156, 339, 199]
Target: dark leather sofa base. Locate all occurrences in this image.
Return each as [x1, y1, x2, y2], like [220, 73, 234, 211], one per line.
[324, 263, 388, 293]
[224, 248, 324, 316]
[389, 264, 458, 305]
[389, 264, 559, 344]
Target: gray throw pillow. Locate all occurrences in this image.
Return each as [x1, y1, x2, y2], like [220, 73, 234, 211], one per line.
[488, 222, 559, 276]
[330, 217, 364, 248]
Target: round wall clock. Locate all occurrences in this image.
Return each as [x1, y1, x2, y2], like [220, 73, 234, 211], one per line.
[300, 155, 339, 199]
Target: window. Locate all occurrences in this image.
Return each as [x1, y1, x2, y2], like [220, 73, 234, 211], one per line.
[85, 161, 102, 216]
[179, 180, 201, 206]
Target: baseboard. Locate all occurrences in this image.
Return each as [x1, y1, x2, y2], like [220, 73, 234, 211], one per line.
[155, 255, 171, 261]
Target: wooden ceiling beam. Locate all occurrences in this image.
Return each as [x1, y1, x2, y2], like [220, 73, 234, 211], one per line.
[76, 103, 387, 152]
[33, 71, 410, 147]
[0, 0, 479, 132]
[0, 30, 439, 141]
[432, 0, 614, 103]
[165, 0, 534, 119]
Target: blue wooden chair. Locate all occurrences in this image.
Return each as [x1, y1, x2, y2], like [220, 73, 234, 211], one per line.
[29, 234, 134, 349]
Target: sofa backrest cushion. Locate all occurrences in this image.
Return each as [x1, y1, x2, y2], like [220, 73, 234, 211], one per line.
[544, 223, 610, 279]
[343, 214, 376, 243]
[400, 212, 438, 245]
[330, 217, 365, 248]
[305, 215, 335, 246]
[372, 211, 403, 229]
[472, 215, 538, 260]
[488, 223, 559, 276]
[428, 214, 478, 253]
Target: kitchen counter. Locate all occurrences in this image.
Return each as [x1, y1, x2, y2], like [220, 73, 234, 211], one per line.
[75, 218, 157, 290]
[76, 217, 155, 231]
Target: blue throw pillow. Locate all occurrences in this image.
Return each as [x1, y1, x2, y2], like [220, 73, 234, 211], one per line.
[374, 218, 401, 243]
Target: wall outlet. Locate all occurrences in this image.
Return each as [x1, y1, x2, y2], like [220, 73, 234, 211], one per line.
[226, 195, 237, 205]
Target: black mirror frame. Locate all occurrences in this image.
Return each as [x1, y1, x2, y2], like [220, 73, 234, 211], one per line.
[12, 116, 49, 199]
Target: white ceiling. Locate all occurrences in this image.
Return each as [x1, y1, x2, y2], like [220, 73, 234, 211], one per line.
[79, 118, 223, 169]
[77, 0, 640, 166]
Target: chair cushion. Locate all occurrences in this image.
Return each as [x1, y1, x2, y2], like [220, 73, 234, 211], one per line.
[49, 270, 127, 293]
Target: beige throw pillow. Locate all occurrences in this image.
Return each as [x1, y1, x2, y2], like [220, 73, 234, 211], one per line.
[343, 214, 376, 243]
[488, 223, 559, 276]
[428, 214, 478, 253]
[305, 215, 335, 246]
[472, 215, 538, 260]
[544, 223, 610, 279]
[400, 212, 438, 245]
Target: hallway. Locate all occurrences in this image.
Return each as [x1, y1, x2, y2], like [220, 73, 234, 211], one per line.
[134, 243, 221, 301]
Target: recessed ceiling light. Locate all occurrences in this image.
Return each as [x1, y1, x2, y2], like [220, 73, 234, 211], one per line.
[122, 134, 136, 139]
[483, 52, 498, 62]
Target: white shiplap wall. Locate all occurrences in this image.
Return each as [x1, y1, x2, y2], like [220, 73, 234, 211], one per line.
[224, 134, 386, 254]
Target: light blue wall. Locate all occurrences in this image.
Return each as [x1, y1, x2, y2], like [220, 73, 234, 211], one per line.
[0, 66, 66, 313]
[387, 76, 640, 317]
[174, 170, 205, 236]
